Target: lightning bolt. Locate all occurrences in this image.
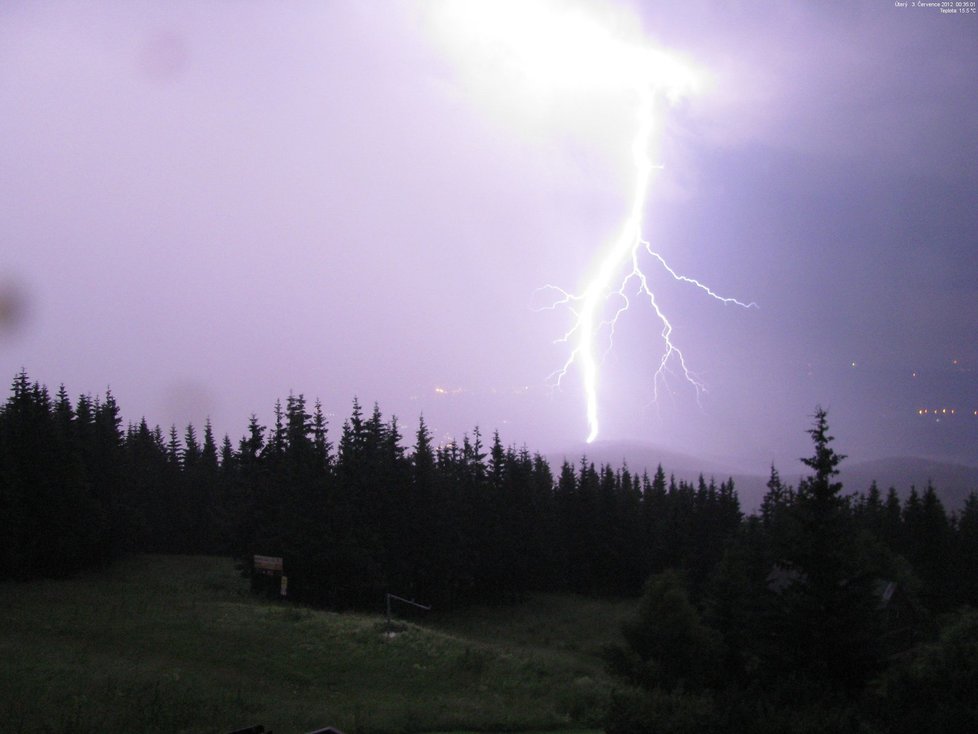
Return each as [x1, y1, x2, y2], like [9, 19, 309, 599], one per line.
[539, 58, 756, 444]
[431, 1, 756, 444]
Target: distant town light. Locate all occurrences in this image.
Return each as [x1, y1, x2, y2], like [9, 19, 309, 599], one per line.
[917, 407, 966, 417]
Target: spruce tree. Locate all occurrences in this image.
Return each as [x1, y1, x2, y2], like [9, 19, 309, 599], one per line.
[953, 493, 978, 606]
[763, 407, 882, 696]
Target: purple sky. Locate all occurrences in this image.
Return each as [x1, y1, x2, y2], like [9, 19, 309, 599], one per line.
[2, 1, 976, 471]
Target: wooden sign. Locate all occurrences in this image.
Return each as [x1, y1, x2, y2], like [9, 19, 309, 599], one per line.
[254, 555, 283, 574]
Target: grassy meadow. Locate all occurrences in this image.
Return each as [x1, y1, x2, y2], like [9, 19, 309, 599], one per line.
[0, 556, 631, 734]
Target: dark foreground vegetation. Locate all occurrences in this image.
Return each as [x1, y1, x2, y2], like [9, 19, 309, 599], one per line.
[2, 370, 977, 732]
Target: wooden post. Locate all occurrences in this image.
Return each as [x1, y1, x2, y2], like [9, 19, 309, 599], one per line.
[384, 593, 431, 633]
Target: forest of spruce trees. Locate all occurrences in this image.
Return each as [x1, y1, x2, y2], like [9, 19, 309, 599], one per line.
[2, 369, 977, 732]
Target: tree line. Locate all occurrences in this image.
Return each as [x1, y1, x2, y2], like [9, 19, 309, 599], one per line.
[1, 370, 976, 610]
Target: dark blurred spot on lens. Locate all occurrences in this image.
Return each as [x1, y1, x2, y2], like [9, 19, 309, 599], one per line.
[0, 279, 29, 336]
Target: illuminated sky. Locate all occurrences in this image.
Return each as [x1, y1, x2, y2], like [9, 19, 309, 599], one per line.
[1, 1, 976, 471]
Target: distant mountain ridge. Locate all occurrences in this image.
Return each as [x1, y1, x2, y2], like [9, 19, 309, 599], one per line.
[840, 457, 978, 510]
[546, 440, 977, 513]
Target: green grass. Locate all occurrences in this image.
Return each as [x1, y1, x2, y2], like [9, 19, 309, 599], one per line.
[0, 556, 623, 734]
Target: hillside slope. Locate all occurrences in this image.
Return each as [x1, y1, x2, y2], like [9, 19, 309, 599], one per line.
[0, 556, 615, 734]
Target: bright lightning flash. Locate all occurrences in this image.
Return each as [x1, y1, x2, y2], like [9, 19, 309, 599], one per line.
[435, 1, 756, 444]
[544, 76, 757, 443]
